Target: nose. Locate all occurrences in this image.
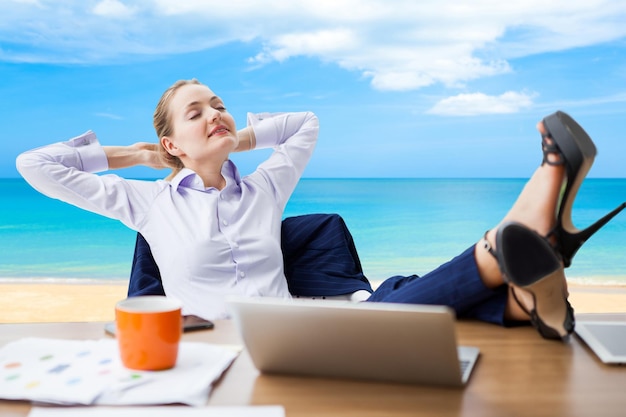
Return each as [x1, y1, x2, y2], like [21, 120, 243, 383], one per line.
[207, 107, 221, 123]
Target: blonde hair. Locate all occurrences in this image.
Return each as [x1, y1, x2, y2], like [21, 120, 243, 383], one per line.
[153, 78, 202, 170]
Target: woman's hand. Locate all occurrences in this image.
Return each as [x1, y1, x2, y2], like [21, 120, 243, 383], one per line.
[104, 142, 167, 170]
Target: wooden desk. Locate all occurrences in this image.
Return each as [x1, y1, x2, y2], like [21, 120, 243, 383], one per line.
[1, 314, 625, 417]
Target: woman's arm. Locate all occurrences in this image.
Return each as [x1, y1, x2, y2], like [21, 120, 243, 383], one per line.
[16, 131, 163, 230]
[107, 126, 256, 170]
[103, 126, 257, 182]
[234, 126, 256, 153]
[104, 142, 166, 170]
[247, 111, 319, 209]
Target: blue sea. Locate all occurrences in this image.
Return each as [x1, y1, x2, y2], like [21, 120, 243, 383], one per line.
[1, 178, 626, 285]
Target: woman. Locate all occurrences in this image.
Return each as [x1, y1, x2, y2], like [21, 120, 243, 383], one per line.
[17, 79, 624, 340]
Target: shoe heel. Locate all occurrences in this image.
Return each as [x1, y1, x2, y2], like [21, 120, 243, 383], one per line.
[542, 111, 624, 267]
[557, 202, 626, 267]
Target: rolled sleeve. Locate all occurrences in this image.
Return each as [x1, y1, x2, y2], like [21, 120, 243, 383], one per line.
[67, 131, 109, 173]
[247, 112, 280, 149]
[247, 112, 318, 149]
[16, 131, 109, 177]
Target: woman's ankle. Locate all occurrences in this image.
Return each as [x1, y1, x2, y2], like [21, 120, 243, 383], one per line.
[474, 235, 504, 289]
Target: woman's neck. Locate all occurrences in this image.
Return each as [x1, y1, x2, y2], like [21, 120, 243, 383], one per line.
[184, 160, 227, 190]
[199, 169, 226, 190]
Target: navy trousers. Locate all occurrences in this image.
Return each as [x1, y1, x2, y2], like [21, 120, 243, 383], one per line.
[128, 213, 508, 325]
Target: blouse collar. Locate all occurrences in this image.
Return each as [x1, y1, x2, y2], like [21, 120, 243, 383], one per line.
[170, 160, 241, 191]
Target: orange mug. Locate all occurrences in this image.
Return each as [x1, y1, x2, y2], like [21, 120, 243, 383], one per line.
[115, 296, 183, 371]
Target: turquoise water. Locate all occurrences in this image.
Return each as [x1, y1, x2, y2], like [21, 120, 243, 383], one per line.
[2, 178, 626, 285]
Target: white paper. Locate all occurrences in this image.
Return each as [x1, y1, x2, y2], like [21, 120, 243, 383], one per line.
[0, 338, 239, 406]
[0, 338, 148, 405]
[95, 342, 239, 406]
[28, 405, 285, 417]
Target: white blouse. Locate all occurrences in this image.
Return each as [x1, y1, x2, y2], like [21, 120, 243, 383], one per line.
[16, 111, 319, 319]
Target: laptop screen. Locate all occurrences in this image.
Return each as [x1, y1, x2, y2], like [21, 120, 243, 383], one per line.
[576, 321, 626, 364]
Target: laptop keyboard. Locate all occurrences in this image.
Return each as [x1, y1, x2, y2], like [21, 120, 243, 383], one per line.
[459, 359, 471, 379]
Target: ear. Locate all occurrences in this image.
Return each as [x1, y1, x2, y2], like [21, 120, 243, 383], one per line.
[161, 136, 183, 157]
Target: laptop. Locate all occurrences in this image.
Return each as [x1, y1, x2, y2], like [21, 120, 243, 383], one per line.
[226, 297, 479, 387]
[575, 318, 626, 365]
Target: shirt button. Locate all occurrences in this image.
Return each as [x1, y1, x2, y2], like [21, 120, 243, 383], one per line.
[222, 220, 228, 226]
[239, 271, 246, 278]
[233, 242, 239, 248]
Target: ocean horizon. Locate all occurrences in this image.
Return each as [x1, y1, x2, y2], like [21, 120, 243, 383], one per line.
[2, 177, 626, 286]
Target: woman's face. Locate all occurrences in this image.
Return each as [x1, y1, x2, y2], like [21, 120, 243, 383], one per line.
[161, 83, 238, 167]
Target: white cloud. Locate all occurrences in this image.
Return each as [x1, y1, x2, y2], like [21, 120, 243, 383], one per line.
[94, 112, 124, 120]
[249, 29, 358, 64]
[427, 91, 537, 116]
[93, 0, 136, 19]
[8, 0, 41, 5]
[0, 0, 625, 92]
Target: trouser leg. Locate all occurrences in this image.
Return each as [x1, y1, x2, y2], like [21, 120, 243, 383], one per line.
[365, 246, 508, 325]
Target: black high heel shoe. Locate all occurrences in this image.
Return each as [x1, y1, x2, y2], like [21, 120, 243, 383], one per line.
[492, 221, 574, 341]
[542, 111, 626, 267]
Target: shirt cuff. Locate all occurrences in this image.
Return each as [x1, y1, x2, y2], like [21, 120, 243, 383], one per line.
[247, 112, 285, 149]
[66, 131, 109, 173]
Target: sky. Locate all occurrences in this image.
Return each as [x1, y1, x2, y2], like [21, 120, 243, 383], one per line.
[2, 0, 626, 179]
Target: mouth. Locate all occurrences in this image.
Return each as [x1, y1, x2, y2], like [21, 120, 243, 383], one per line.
[208, 125, 230, 138]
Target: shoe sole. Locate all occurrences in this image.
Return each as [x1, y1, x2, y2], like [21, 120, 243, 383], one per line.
[496, 221, 572, 340]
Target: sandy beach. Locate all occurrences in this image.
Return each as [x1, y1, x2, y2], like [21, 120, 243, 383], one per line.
[0, 281, 129, 323]
[0, 281, 625, 323]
